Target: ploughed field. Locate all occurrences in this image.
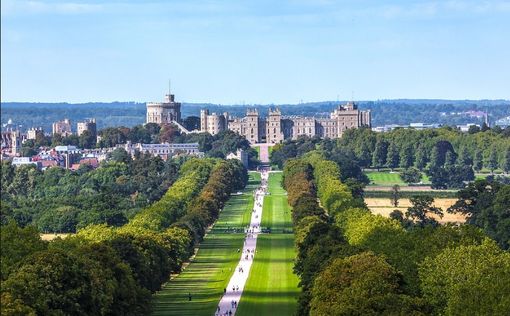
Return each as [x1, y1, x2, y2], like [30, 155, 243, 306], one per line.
[365, 198, 465, 223]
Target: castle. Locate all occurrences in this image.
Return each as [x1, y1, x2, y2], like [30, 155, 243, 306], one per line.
[146, 93, 182, 125]
[201, 102, 371, 144]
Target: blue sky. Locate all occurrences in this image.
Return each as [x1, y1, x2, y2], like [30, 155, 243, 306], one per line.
[2, 0, 509, 104]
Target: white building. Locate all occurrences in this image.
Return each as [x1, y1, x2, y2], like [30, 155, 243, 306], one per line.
[226, 148, 249, 168]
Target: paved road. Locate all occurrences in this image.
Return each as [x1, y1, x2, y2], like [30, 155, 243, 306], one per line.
[215, 171, 268, 316]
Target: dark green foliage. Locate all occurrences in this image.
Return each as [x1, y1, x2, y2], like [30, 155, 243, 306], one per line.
[405, 196, 443, 228]
[1, 154, 180, 232]
[448, 179, 510, 249]
[399, 167, 422, 184]
[310, 252, 429, 315]
[427, 165, 474, 189]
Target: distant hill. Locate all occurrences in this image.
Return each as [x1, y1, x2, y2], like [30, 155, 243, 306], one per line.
[2, 99, 509, 132]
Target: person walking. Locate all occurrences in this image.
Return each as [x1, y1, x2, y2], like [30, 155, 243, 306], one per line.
[188, 292, 192, 301]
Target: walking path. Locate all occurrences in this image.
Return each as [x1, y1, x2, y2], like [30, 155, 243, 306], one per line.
[215, 170, 268, 316]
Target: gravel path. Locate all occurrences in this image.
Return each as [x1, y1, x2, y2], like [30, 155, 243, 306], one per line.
[215, 171, 268, 316]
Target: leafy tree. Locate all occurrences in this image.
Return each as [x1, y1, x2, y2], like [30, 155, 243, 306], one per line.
[444, 150, 457, 168]
[2, 249, 114, 315]
[419, 240, 510, 316]
[0, 222, 47, 280]
[400, 167, 422, 184]
[98, 127, 128, 147]
[399, 144, 414, 169]
[182, 116, 200, 131]
[405, 196, 443, 227]
[427, 165, 474, 189]
[485, 147, 499, 173]
[385, 142, 400, 171]
[414, 145, 428, 171]
[473, 150, 483, 172]
[429, 140, 455, 168]
[159, 123, 181, 143]
[458, 146, 473, 167]
[468, 125, 481, 134]
[390, 184, 401, 207]
[310, 252, 428, 316]
[356, 142, 373, 168]
[109, 148, 132, 164]
[78, 130, 96, 149]
[502, 148, 510, 174]
[448, 179, 509, 248]
[372, 138, 388, 170]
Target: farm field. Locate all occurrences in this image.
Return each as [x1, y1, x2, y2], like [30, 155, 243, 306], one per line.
[365, 171, 430, 186]
[40, 233, 71, 241]
[151, 172, 260, 316]
[237, 172, 299, 316]
[365, 197, 466, 223]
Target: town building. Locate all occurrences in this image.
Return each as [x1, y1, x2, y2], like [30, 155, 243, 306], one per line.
[54, 145, 81, 169]
[200, 102, 371, 144]
[226, 148, 249, 168]
[146, 92, 182, 125]
[52, 119, 72, 136]
[77, 119, 97, 137]
[27, 127, 44, 140]
[1, 130, 24, 156]
[200, 110, 228, 135]
[11, 157, 41, 168]
[122, 142, 202, 160]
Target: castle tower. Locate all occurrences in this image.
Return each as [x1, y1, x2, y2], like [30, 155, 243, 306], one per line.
[266, 108, 283, 144]
[200, 109, 209, 133]
[146, 88, 182, 125]
[245, 109, 260, 144]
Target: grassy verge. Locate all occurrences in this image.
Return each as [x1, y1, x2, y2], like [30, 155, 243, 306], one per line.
[236, 172, 299, 316]
[365, 171, 430, 186]
[151, 172, 260, 316]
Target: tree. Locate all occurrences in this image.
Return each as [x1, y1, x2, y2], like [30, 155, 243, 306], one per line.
[419, 240, 510, 315]
[159, 124, 181, 143]
[310, 252, 427, 316]
[405, 196, 443, 227]
[182, 116, 201, 131]
[458, 147, 473, 167]
[503, 148, 510, 174]
[400, 168, 422, 184]
[385, 142, 400, 171]
[79, 130, 96, 149]
[2, 249, 115, 315]
[444, 150, 457, 168]
[414, 145, 428, 171]
[0, 222, 47, 280]
[485, 147, 499, 173]
[429, 140, 455, 168]
[390, 184, 401, 207]
[372, 139, 388, 170]
[399, 144, 414, 169]
[356, 142, 372, 168]
[109, 148, 132, 164]
[468, 125, 481, 134]
[473, 150, 483, 172]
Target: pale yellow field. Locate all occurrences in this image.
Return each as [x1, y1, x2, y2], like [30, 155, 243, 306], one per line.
[365, 198, 466, 224]
[40, 233, 71, 241]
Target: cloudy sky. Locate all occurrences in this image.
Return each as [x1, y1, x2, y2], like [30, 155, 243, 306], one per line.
[1, 0, 509, 103]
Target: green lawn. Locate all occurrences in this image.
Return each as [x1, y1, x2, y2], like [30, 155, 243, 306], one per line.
[236, 172, 299, 316]
[366, 171, 430, 186]
[151, 172, 260, 316]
